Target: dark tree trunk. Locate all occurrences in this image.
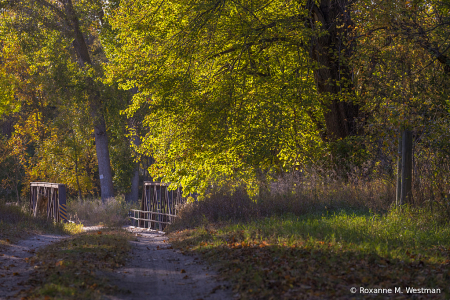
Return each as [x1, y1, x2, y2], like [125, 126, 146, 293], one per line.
[124, 114, 141, 203]
[1, 116, 13, 137]
[14, 162, 20, 204]
[308, 0, 359, 141]
[74, 153, 83, 200]
[124, 88, 141, 203]
[125, 166, 139, 203]
[400, 130, 413, 204]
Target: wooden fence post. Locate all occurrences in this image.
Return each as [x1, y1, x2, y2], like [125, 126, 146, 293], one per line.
[396, 134, 402, 206]
[140, 189, 145, 228]
[399, 130, 413, 205]
[58, 184, 67, 222]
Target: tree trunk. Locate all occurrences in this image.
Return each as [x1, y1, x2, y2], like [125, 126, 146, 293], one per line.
[125, 114, 141, 203]
[396, 134, 402, 206]
[308, 0, 359, 141]
[74, 152, 83, 201]
[94, 116, 115, 200]
[1, 116, 13, 137]
[14, 161, 20, 204]
[64, 0, 115, 201]
[125, 166, 139, 203]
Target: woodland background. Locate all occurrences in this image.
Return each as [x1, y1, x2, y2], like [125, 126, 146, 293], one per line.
[0, 0, 449, 208]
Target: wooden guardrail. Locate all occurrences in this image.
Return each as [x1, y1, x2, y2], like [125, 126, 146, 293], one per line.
[30, 182, 67, 222]
[131, 182, 185, 230]
[129, 209, 178, 228]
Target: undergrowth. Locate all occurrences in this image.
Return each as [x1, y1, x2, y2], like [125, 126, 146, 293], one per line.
[66, 196, 138, 227]
[168, 172, 450, 300]
[169, 206, 450, 299]
[0, 202, 83, 248]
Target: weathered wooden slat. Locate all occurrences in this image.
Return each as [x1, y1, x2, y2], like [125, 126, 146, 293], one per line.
[129, 209, 178, 218]
[30, 182, 67, 223]
[30, 182, 62, 188]
[128, 217, 172, 225]
[132, 182, 187, 230]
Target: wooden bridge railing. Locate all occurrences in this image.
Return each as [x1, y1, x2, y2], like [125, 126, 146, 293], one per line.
[128, 209, 178, 228]
[30, 182, 67, 222]
[131, 182, 186, 231]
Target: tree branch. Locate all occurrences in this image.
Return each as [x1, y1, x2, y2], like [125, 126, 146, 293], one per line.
[33, 0, 67, 22]
[209, 37, 290, 58]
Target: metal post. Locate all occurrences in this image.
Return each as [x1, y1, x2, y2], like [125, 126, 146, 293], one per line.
[157, 185, 161, 230]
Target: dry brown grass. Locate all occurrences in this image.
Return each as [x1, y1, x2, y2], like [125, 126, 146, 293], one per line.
[0, 201, 77, 248]
[66, 196, 139, 227]
[168, 167, 414, 231]
[169, 147, 450, 232]
[167, 162, 450, 299]
[168, 184, 390, 232]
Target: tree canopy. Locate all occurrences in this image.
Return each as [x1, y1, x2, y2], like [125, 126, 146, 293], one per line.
[0, 0, 449, 199]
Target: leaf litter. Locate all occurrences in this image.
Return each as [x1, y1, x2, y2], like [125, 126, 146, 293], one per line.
[18, 229, 132, 300]
[168, 219, 450, 300]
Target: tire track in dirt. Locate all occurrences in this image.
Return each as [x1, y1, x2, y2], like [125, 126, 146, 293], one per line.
[104, 229, 234, 300]
[0, 234, 67, 300]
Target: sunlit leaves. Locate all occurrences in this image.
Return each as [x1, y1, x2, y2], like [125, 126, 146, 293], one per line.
[106, 0, 325, 194]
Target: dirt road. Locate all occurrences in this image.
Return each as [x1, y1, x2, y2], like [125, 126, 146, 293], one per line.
[0, 228, 233, 300]
[0, 234, 67, 300]
[104, 229, 233, 300]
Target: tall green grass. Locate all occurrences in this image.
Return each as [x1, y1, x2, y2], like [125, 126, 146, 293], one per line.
[206, 206, 450, 263]
[169, 205, 450, 299]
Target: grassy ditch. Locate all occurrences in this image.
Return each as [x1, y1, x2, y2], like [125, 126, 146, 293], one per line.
[20, 229, 133, 300]
[168, 207, 450, 299]
[0, 202, 83, 249]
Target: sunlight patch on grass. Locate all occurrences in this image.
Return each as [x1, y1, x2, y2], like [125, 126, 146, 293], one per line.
[169, 207, 450, 299]
[62, 222, 84, 234]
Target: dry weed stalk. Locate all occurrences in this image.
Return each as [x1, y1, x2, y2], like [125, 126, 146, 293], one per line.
[67, 196, 138, 227]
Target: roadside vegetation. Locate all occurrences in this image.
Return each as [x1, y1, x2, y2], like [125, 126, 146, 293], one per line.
[168, 178, 450, 300]
[66, 196, 138, 227]
[0, 196, 136, 300]
[0, 201, 83, 249]
[0, 195, 135, 249]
